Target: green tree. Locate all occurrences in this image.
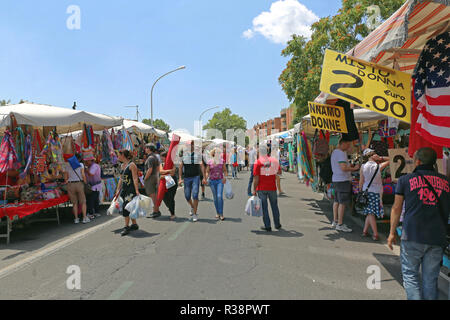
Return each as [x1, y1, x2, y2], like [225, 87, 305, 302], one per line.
[142, 118, 171, 132]
[0, 99, 10, 106]
[279, 0, 404, 124]
[202, 108, 247, 139]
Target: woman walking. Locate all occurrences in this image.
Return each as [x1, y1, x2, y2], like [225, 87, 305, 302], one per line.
[359, 148, 390, 241]
[114, 149, 141, 236]
[231, 148, 238, 179]
[158, 151, 178, 221]
[204, 148, 227, 221]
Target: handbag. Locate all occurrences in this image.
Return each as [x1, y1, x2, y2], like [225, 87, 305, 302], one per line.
[355, 164, 379, 208]
[71, 164, 93, 195]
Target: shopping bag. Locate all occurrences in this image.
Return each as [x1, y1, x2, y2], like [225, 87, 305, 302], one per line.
[125, 195, 148, 219]
[245, 196, 263, 217]
[107, 196, 123, 215]
[224, 180, 234, 199]
[138, 194, 153, 212]
[165, 175, 176, 189]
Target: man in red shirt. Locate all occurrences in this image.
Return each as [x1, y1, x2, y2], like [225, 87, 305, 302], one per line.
[252, 145, 281, 232]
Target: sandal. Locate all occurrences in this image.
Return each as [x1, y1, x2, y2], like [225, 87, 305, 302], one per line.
[220, 216, 225, 221]
[215, 215, 220, 220]
[170, 215, 176, 221]
[361, 232, 370, 237]
[372, 235, 380, 241]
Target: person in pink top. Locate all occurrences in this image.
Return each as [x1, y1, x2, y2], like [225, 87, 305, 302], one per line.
[84, 152, 103, 219]
[204, 148, 227, 221]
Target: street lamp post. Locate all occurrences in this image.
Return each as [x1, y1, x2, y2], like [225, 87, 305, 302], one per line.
[151, 66, 186, 126]
[198, 106, 221, 138]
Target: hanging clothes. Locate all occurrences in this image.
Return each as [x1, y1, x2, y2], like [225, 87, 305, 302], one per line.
[335, 99, 359, 142]
[0, 130, 21, 173]
[412, 31, 450, 148]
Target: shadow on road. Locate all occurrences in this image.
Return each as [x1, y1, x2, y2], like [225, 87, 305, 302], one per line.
[251, 229, 303, 238]
[373, 253, 403, 286]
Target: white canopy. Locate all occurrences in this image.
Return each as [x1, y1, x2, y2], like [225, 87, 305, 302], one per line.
[0, 103, 123, 133]
[153, 128, 167, 138]
[168, 130, 202, 143]
[211, 138, 235, 147]
[302, 108, 388, 123]
[114, 120, 156, 134]
[266, 129, 295, 141]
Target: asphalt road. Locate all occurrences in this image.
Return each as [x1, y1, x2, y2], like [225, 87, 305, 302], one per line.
[0, 170, 407, 300]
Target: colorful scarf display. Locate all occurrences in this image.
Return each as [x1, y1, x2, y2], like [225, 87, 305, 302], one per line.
[0, 130, 21, 173]
[298, 131, 316, 187]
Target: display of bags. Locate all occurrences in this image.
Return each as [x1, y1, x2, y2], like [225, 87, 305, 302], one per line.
[245, 196, 263, 217]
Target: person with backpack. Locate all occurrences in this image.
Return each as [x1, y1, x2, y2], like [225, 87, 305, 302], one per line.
[388, 147, 450, 300]
[358, 148, 390, 241]
[64, 153, 90, 224]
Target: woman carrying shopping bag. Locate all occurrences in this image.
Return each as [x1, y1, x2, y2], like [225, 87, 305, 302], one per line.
[113, 149, 141, 236]
[359, 148, 390, 241]
[204, 148, 227, 221]
[158, 151, 178, 221]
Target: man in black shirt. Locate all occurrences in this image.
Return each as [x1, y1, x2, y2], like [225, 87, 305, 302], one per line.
[179, 141, 206, 222]
[389, 147, 450, 300]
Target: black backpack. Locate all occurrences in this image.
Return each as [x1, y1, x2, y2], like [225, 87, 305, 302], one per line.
[318, 156, 333, 184]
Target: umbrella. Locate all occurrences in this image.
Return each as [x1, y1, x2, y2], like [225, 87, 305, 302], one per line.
[156, 134, 180, 206]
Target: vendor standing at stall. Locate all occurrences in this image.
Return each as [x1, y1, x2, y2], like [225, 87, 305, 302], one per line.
[84, 151, 102, 219]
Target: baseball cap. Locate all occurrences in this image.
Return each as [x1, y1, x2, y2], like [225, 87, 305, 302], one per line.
[363, 148, 375, 156]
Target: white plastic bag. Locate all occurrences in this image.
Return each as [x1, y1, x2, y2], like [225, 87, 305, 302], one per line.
[245, 196, 262, 217]
[165, 175, 176, 189]
[107, 196, 123, 215]
[125, 195, 150, 219]
[138, 194, 153, 212]
[225, 180, 234, 200]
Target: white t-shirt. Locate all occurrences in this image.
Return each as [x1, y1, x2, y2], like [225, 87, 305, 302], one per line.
[331, 149, 351, 182]
[361, 161, 382, 194]
[65, 162, 84, 182]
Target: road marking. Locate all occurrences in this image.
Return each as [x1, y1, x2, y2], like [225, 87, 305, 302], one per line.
[107, 281, 134, 300]
[0, 216, 122, 280]
[168, 222, 190, 241]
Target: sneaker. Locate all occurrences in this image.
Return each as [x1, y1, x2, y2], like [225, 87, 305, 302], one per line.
[88, 214, 95, 220]
[94, 213, 102, 218]
[331, 221, 338, 228]
[74, 218, 80, 224]
[189, 208, 194, 216]
[275, 225, 282, 230]
[260, 226, 272, 232]
[150, 211, 161, 218]
[129, 224, 139, 231]
[82, 217, 91, 224]
[336, 224, 352, 232]
[192, 214, 198, 222]
[121, 226, 130, 236]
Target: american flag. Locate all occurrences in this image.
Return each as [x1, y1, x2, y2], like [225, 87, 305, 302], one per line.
[412, 31, 450, 147]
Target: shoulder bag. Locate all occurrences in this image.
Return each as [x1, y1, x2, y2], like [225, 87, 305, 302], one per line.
[355, 164, 379, 208]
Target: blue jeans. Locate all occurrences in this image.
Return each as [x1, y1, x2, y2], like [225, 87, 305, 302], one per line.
[209, 179, 224, 215]
[184, 176, 200, 201]
[400, 240, 443, 300]
[247, 166, 254, 196]
[232, 165, 237, 178]
[257, 190, 281, 229]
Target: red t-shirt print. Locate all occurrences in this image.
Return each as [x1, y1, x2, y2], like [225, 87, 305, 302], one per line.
[253, 156, 279, 191]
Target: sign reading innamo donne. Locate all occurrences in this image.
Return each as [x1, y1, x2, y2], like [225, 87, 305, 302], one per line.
[308, 102, 348, 133]
[320, 49, 411, 123]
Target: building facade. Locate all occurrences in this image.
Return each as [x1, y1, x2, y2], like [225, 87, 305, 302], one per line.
[252, 105, 295, 136]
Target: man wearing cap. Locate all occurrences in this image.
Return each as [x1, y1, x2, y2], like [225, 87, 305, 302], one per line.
[331, 138, 360, 232]
[144, 143, 161, 218]
[84, 152, 102, 219]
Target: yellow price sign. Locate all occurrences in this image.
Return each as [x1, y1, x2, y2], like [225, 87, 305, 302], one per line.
[320, 49, 411, 123]
[308, 102, 348, 133]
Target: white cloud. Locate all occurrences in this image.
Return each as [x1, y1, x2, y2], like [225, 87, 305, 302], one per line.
[243, 0, 319, 44]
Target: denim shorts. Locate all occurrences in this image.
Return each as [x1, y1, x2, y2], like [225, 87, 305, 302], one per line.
[184, 176, 200, 201]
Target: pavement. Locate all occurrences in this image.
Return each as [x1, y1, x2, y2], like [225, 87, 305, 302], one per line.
[0, 170, 412, 299]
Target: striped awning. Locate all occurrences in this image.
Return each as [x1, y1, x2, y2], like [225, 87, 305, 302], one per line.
[315, 0, 450, 104]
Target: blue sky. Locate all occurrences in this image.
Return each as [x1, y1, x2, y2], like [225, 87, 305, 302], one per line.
[0, 0, 341, 133]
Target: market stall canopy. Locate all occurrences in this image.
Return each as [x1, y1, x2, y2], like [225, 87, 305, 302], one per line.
[114, 120, 156, 134]
[266, 129, 295, 141]
[211, 138, 235, 147]
[0, 103, 123, 133]
[315, 0, 450, 105]
[168, 130, 202, 143]
[300, 109, 388, 138]
[153, 128, 167, 138]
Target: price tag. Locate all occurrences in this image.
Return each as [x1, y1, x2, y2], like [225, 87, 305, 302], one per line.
[320, 49, 411, 123]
